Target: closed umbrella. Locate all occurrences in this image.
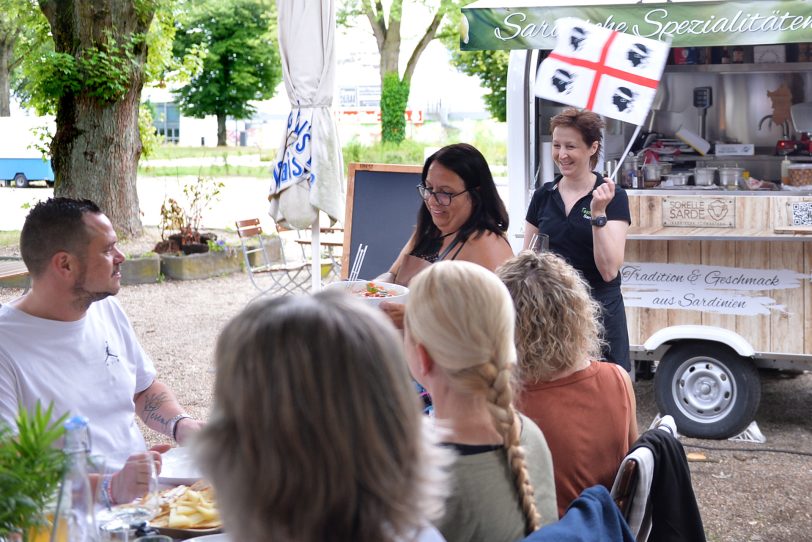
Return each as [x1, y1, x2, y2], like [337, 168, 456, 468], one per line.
[271, 0, 344, 291]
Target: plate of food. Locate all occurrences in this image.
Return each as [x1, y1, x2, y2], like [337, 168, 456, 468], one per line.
[151, 481, 222, 540]
[159, 446, 202, 485]
[325, 280, 409, 307]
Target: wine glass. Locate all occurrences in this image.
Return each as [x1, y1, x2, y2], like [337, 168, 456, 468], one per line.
[97, 452, 160, 538]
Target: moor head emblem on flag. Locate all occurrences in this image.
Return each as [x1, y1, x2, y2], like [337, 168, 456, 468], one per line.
[552, 69, 575, 94]
[570, 27, 587, 51]
[534, 17, 670, 126]
[627, 44, 650, 68]
[612, 87, 636, 113]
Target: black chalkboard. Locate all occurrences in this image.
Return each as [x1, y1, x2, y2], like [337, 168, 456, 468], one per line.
[341, 163, 423, 280]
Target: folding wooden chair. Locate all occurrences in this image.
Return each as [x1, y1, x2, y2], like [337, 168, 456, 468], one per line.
[235, 218, 311, 296]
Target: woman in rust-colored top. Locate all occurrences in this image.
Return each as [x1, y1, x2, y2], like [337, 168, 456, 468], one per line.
[498, 251, 638, 517]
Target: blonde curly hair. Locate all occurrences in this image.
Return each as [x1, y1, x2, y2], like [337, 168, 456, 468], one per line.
[405, 260, 541, 534]
[497, 251, 604, 382]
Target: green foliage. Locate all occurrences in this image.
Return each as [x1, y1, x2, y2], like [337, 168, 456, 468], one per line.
[438, 1, 508, 121]
[139, 164, 270, 178]
[342, 138, 426, 167]
[159, 176, 224, 242]
[0, 403, 68, 538]
[139, 103, 161, 159]
[173, 0, 282, 121]
[0, 231, 21, 248]
[381, 73, 410, 144]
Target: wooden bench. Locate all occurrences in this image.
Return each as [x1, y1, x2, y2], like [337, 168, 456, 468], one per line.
[0, 260, 30, 291]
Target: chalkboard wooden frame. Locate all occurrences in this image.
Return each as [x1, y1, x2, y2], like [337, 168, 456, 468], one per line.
[341, 163, 424, 280]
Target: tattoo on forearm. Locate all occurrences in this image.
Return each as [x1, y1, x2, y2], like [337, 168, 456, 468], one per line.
[142, 391, 171, 433]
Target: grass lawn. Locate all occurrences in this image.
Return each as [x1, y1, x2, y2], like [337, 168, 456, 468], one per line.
[145, 146, 271, 160]
[0, 231, 20, 248]
[137, 165, 272, 177]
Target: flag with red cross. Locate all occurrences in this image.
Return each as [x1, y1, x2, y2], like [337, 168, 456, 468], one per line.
[535, 18, 670, 126]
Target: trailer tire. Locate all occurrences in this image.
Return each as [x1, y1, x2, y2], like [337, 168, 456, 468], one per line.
[654, 343, 761, 439]
[13, 173, 29, 188]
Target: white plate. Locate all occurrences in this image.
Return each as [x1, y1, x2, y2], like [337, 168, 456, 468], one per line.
[158, 446, 202, 485]
[324, 280, 409, 307]
[190, 534, 230, 542]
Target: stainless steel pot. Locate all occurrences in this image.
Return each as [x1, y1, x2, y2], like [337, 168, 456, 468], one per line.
[718, 167, 743, 188]
[664, 173, 690, 186]
[643, 163, 661, 182]
[693, 167, 716, 186]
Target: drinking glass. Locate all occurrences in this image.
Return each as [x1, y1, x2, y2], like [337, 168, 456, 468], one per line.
[528, 233, 549, 253]
[96, 453, 159, 536]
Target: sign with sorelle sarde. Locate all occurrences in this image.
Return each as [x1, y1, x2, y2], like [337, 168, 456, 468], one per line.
[662, 196, 735, 228]
[461, 0, 812, 51]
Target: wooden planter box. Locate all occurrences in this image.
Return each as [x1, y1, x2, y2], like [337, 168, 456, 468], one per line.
[121, 254, 161, 286]
[160, 249, 242, 281]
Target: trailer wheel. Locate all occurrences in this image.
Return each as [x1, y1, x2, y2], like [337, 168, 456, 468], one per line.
[654, 343, 761, 439]
[13, 173, 29, 188]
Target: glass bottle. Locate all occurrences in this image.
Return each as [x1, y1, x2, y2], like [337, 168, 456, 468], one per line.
[732, 46, 744, 64]
[52, 416, 99, 542]
[720, 47, 730, 64]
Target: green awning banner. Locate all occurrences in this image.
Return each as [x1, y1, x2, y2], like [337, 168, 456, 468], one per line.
[461, 0, 812, 50]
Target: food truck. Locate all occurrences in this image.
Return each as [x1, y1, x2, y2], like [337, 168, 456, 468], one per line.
[462, 0, 812, 439]
[0, 116, 55, 188]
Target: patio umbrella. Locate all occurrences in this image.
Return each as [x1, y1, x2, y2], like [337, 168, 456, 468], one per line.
[271, 0, 344, 291]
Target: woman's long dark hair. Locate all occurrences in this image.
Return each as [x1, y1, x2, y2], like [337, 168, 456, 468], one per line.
[413, 143, 509, 255]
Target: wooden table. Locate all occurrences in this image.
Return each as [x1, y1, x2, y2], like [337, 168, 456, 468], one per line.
[0, 260, 29, 292]
[294, 239, 343, 280]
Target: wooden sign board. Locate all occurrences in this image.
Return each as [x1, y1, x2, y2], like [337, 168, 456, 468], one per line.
[773, 196, 812, 234]
[342, 163, 423, 280]
[662, 196, 736, 228]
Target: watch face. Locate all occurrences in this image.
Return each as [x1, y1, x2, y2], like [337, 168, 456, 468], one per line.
[592, 215, 607, 227]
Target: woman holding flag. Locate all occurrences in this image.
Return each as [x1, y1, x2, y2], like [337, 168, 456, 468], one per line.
[523, 108, 631, 370]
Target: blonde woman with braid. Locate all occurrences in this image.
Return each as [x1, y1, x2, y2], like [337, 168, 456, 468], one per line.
[404, 260, 557, 542]
[497, 251, 638, 518]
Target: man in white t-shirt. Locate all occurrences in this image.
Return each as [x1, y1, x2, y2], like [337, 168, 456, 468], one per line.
[0, 197, 204, 505]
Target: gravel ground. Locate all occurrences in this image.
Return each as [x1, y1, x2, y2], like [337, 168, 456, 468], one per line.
[1, 231, 810, 541]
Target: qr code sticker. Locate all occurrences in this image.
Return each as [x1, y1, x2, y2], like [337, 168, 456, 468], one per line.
[790, 202, 812, 226]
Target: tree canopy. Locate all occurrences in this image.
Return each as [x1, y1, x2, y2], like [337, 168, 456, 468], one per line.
[439, 2, 508, 122]
[340, 0, 455, 143]
[173, 0, 282, 146]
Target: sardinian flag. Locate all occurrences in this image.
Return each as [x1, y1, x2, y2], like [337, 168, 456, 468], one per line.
[535, 18, 670, 126]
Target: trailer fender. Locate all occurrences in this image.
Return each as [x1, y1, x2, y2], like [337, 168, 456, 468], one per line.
[643, 325, 756, 358]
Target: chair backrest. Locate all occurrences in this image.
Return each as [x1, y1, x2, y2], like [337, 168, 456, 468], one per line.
[235, 218, 273, 271]
[610, 415, 704, 542]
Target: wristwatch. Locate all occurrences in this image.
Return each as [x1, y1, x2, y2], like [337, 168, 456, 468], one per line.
[591, 215, 608, 227]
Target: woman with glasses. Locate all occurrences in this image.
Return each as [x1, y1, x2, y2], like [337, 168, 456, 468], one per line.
[523, 109, 631, 370]
[378, 143, 513, 329]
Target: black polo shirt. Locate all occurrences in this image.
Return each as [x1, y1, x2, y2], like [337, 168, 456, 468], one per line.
[525, 172, 631, 297]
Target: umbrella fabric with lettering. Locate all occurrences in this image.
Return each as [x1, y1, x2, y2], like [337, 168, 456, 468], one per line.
[270, 0, 344, 229]
[535, 17, 669, 125]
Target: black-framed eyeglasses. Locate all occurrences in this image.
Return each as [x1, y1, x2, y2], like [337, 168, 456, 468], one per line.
[416, 185, 469, 206]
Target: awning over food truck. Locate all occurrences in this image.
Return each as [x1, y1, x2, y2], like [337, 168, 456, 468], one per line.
[461, 0, 812, 51]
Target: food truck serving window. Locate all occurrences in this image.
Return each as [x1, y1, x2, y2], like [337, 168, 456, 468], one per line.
[461, 0, 812, 51]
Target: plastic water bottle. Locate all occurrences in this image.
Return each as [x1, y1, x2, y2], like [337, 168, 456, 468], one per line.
[51, 416, 99, 542]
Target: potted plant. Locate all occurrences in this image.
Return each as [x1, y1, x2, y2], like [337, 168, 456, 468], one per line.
[0, 404, 67, 542]
[153, 176, 224, 255]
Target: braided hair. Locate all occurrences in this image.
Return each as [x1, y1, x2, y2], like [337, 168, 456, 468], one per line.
[405, 261, 541, 534]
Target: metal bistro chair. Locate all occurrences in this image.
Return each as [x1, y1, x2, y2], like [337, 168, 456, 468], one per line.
[235, 218, 310, 296]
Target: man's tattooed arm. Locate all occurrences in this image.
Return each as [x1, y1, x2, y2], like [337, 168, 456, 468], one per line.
[134, 381, 186, 437]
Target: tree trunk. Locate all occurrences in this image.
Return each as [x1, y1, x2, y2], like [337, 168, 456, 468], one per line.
[0, 40, 12, 117]
[39, 0, 154, 238]
[217, 113, 227, 146]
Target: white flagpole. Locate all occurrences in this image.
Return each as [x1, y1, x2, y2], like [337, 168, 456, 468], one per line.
[609, 123, 643, 183]
[311, 216, 321, 291]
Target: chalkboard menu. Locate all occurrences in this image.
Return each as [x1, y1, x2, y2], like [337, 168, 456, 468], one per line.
[341, 163, 423, 279]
